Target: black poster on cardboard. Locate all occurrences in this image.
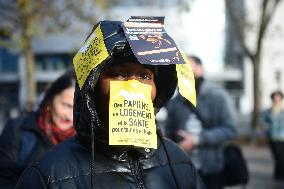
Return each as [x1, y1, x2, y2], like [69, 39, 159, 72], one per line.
[122, 16, 185, 65]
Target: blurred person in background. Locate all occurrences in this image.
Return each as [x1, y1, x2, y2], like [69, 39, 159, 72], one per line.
[261, 90, 284, 181]
[0, 69, 76, 189]
[165, 55, 237, 189]
[20, 101, 35, 116]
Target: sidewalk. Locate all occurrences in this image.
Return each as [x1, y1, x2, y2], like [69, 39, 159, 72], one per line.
[225, 144, 284, 189]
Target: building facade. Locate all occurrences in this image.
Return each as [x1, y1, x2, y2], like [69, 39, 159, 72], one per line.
[2, 0, 267, 130]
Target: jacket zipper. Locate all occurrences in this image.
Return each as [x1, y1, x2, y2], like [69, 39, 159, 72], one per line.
[130, 159, 146, 189]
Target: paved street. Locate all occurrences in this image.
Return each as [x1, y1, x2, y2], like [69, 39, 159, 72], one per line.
[225, 144, 284, 189]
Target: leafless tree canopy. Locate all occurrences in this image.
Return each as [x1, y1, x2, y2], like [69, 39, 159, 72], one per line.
[226, 0, 282, 129]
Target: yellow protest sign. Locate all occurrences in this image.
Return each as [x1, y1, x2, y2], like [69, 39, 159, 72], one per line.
[109, 80, 157, 149]
[176, 50, 197, 107]
[73, 24, 109, 89]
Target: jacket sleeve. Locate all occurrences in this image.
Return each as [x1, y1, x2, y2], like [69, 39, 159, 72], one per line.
[192, 164, 206, 189]
[259, 109, 270, 133]
[164, 100, 177, 140]
[164, 98, 184, 142]
[0, 119, 23, 189]
[198, 89, 237, 146]
[15, 165, 47, 189]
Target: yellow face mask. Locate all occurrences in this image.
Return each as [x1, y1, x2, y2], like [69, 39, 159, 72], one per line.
[109, 80, 157, 149]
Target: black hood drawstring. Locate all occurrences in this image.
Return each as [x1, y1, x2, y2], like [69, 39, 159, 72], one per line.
[84, 92, 100, 189]
[90, 100, 99, 189]
[91, 120, 96, 189]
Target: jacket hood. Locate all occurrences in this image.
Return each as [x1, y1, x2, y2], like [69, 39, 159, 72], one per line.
[73, 21, 177, 145]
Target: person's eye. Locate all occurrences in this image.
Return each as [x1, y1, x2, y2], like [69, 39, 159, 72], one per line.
[61, 102, 68, 108]
[62, 102, 72, 109]
[140, 73, 153, 80]
[118, 72, 128, 78]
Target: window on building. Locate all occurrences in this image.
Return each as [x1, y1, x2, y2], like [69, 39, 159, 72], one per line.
[35, 53, 73, 71]
[0, 29, 19, 73]
[0, 48, 19, 72]
[110, 0, 179, 7]
[0, 83, 19, 116]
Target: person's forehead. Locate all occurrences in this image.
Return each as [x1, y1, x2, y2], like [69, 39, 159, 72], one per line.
[274, 93, 283, 98]
[112, 61, 140, 66]
[108, 61, 153, 71]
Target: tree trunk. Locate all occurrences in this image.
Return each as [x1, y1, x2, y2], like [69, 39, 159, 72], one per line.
[23, 35, 36, 105]
[20, 0, 36, 106]
[251, 55, 261, 129]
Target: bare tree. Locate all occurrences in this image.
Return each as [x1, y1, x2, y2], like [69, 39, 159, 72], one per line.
[226, 0, 282, 129]
[0, 0, 104, 107]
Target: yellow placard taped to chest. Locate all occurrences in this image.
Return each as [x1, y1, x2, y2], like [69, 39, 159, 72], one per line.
[109, 80, 157, 149]
[73, 24, 109, 89]
[176, 50, 196, 107]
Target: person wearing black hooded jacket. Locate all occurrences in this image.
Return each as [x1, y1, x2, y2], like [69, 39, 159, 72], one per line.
[15, 20, 205, 189]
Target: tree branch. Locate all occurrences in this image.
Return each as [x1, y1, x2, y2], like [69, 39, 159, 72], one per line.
[226, 0, 254, 60]
[255, 0, 281, 54]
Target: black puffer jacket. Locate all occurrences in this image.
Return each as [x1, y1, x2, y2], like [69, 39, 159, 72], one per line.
[15, 21, 205, 189]
[16, 136, 204, 189]
[0, 112, 53, 189]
